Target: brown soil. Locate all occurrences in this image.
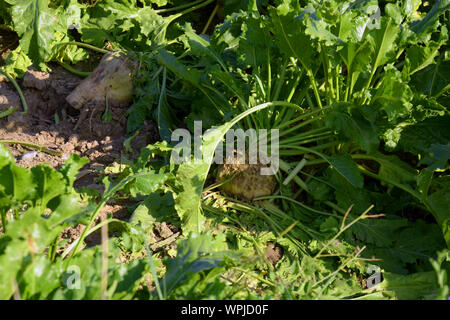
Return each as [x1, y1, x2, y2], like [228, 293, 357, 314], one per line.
[264, 242, 284, 265]
[0, 29, 18, 63]
[56, 199, 135, 255]
[0, 64, 159, 168]
[0, 64, 160, 248]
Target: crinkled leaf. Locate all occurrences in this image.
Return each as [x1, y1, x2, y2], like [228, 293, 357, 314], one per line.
[348, 218, 409, 247]
[372, 65, 413, 121]
[0, 154, 36, 210]
[405, 41, 442, 75]
[303, 7, 339, 46]
[2, 47, 32, 79]
[363, 220, 446, 274]
[269, 6, 315, 68]
[130, 192, 176, 228]
[161, 232, 228, 296]
[59, 154, 89, 187]
[396, 116, 450, 156]
[31, 165, 69, 211]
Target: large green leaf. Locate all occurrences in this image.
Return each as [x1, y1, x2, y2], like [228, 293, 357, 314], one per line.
[157, 49, 201, 86]
[269, 5, 315, 69]
[405, 41, 442, 75]
[183, 23, 227, 71]
[370, 153, 418, 185]
[130, 192, 176, 229]
[396, 116, 450, 156]
[410, 58, 450, 98]
[0, 146, 36, 212]
[367, 17, 400, 73]
[325, 102, 379, 153]
[349, 218, 409, 247]
[379, 270, 449, 300]
[0, 241, 29, 299]
[339, 40, 373, 76]
[0, 145, 90, 299]
[363, 220, 446, 274]
[21, 255, 60, 299]
[31, 165, 69, 213]
[237, 11, 273, 69]
[160, 232, 228, 297]
[372, 65, 413, 121]
[5, 0, 65, 64]
[410, 0, 450, 35]
[328, 154, 364, 189]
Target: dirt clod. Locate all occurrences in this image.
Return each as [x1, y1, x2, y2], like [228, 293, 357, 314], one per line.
[154, 222, 174, 239]
[265, 242, 284, 265]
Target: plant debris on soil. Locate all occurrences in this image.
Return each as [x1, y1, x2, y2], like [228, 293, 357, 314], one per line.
[1, 64, 162, 250]
[0, 64, 159, 169]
